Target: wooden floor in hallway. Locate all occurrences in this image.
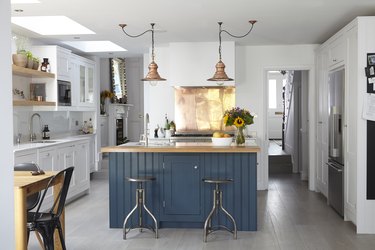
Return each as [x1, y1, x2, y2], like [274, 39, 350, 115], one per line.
[27, 171, 375, 250]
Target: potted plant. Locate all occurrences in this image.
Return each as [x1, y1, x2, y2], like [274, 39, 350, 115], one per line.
[26, 51, 34, 69]
[32, 57, 40, 70]
[12, 35, 29, 67]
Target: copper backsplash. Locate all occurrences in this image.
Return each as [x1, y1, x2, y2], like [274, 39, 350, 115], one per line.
[175, 87, 235, 132]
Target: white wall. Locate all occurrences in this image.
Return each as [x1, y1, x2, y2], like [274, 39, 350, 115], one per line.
[301, 71, 309, 179]
[235, 44, 318, 190]
[100, 58, 111, 91]
[284, 71, 298, 164]
[143, 43, 318, 190]
[0, 0, 15, 248]
[267, 72, 285, 139]
[143, 46, 175, 133]
[13, 110, 88, 142]
[125, 57, 144, 142]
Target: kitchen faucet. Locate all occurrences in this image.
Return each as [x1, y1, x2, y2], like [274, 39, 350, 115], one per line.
[144, 113, 149, 146]
[29, 113, 42, 141]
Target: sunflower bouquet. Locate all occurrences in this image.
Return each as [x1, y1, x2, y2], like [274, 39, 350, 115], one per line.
[223, 107, 254, 145]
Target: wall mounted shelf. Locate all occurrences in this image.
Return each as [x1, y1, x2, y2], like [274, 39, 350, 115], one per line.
[13, 100, 56, 106]
[12, 64, 55, 78]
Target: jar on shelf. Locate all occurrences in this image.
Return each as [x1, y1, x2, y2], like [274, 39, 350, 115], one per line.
[41, 58, 50, 72]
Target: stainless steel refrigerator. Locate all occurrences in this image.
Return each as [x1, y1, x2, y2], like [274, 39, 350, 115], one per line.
[327, 68, 345, 217]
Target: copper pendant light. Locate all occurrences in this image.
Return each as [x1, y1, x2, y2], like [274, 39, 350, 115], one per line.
[119, 23, 166, 85]
[208, 20, 257, 85]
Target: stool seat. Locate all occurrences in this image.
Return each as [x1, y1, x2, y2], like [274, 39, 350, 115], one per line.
[126, 176, 156, 182]
[202, 178, 233, 184]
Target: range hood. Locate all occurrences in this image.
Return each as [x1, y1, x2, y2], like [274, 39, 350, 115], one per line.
[168, 42, 235, 87]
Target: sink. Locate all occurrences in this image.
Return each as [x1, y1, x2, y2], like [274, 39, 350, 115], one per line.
[32, 140, 59, 144]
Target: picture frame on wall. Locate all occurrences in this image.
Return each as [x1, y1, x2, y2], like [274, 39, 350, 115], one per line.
[368, 54, 375, 66]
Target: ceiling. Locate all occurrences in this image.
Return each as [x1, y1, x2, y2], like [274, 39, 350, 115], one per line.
[10, 0, 375, 58]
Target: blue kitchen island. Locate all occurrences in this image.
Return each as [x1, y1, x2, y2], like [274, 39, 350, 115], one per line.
[101, 142, 260, 231]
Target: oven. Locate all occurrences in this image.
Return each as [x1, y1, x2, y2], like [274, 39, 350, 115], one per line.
[57, 80, 71, 106]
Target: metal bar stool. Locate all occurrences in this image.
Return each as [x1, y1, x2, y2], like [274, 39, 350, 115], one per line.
[202, 178, 237, 242]
[123, 176, 158, 239]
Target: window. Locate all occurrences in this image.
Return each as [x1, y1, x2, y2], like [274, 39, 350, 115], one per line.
[269, 79, 277, 109]
[175, 87, 235, 132]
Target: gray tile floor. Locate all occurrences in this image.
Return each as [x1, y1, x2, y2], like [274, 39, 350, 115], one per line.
[27, 172, 375, 250]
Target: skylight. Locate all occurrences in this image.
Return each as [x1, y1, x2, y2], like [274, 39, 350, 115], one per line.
[11, 16, 95, 35]
[62, 41, 127, 52]
[11, 0, 40, 3]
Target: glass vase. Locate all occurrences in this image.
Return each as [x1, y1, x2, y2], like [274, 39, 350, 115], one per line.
[235, 127, 246, 146]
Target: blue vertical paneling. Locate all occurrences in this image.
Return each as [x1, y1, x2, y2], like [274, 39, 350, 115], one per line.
[109, 152, 257, 231]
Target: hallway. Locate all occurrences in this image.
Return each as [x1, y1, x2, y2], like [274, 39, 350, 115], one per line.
[27, 171, 375, 249]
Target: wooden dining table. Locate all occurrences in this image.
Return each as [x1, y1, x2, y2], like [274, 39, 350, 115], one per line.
[14, 171, 65, 250]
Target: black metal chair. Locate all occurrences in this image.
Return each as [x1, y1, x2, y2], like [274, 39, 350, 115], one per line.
[27, 166, 74, 250]
[14, 163, 42, 210]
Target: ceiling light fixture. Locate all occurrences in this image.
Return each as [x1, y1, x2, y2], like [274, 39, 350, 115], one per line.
[62, 41, 126, 52]
[208, 20, 257, 85]
[11, 16, 95, 35]
[11, 0, 40, 3]
[119, 23, 166, 86]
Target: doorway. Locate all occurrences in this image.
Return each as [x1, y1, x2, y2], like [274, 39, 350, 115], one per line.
[266, 70, 309, 181]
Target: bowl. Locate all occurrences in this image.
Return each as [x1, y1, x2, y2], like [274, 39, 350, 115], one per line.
[211, 137, 233, 146]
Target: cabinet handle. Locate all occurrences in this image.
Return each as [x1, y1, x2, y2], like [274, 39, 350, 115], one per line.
[46, 153, 50, 157]
[194, 165, 198, 169]
[333, 59, 337, 62]
[318, 121, 323, 124]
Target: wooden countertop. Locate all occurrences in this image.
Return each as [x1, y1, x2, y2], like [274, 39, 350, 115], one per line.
[101, 142, 260, 153]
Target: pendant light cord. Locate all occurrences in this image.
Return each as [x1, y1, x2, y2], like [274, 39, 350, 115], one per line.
[220, 20, 257, 39]
[217, 20, 257, 60]
[119, 23, 156, 61]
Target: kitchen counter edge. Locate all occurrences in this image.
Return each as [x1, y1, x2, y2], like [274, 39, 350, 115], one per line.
[101, 144, 260, 153]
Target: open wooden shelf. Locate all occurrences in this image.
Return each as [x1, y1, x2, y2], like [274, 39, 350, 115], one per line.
[12, 64, 55, 78]
[13, 100, 56, 106]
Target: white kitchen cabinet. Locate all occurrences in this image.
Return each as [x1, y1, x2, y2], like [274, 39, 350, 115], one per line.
[58, 142, 78, 199]
[38, 147, 56, 172]
[70, 54, 96, 108]
[328, 36, 346, 68]
[31, 46, 72, 106]
[56, 47, 71, 81]
[57, 140, 90, 199]
[88, 135, 96, 173]
[343, 25, 358, 224]
[315, 49, 329, 197]
[75, 141, 90, 192]
[37, 147, 57, 211]
[315, 18, 374, 228]
[14, 149, 37, 165]
[13, 138, 91, 202]
[100, 115, 109, 147]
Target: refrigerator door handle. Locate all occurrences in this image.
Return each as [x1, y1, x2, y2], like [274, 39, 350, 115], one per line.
[326, 162, 343, 172]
